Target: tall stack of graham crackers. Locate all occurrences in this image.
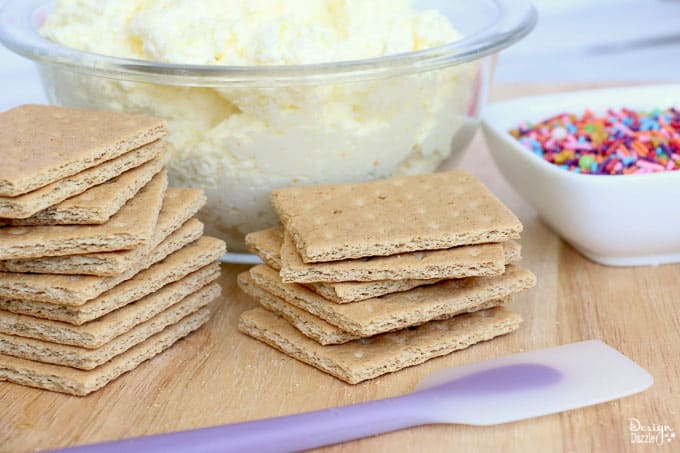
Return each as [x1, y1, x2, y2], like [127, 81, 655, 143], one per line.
[0, 105, 225, 396]
[239, 171, 536, 384]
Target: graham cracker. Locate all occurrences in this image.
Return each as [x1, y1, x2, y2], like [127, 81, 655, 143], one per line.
[0, 283, 220, 369]
[0, 104, 166, 197]
[4, 148, 170, 225]
[249, 264, 536, 337]
[0, 259, 222, 326]
[238, 272, 359, 345]
[0, 188, 207, 276]
[245, 227, 436, 302]
[305, 241, 522, 303]
[245, 227, 286, 268]
[0, 306, 211, 396]
[284, 228, 521, 282]
[246, 226, 522, 303]
[271, 171, 523, 263]
[0, 141, 168, 220]
[241, 271, 508, 344]
[238, 307, 522, 384]
[280, 233, 505, 282]
[0, 233, 225, 307]
[0, 266, 221, 347]
[0, 170, 167, 261]
[309, 279, 441, 304]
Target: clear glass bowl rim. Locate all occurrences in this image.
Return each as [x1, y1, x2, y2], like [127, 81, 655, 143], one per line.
[0, 0, 537, 87]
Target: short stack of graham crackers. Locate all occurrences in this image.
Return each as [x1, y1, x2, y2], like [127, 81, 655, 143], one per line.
[0, 105, 225, 396]
[239, 171, 536, 384]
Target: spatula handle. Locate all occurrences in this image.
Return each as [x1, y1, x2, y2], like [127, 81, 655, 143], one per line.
[52, 393, 432, 453]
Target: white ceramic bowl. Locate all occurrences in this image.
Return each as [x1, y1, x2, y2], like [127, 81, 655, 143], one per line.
[482, 84, 680, 266]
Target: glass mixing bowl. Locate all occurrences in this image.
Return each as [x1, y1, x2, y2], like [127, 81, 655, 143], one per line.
[0, 0, 536, 253]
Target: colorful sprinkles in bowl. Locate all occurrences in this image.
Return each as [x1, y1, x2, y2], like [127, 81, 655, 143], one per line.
[509, 107, 680, 175]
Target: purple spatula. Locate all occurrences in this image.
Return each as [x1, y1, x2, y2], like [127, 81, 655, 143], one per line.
[51, 340, 652, 453]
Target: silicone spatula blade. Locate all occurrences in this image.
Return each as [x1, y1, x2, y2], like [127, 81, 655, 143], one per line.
[51, 340, 652, 453]
[414, 339, 653, 425]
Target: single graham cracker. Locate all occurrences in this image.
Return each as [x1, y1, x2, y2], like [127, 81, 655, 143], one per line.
[4, 148, 170, 225]
[0, 141, 167, 220]
[245, 227, 285, 269]
[249, 264, 536, 337]
[246, 226, 522, 303]
[304, 241, 522, 303]
[246, 227, 435, 302]
[0, 267, 221, 347]
[0, 283, 220, 369]
[0, 170, 167, 261]
[271, 171, 523, 263]
[0, 260, 222, 326]
[280, 232, 506, 283]
[310, 280, 442, 305]
[0, 221, 216, 321]
[0, 104, 167, 197]
[0, 306, 211, 396]
[0, 233, 225, 307]
[0, 188, 207, 276]
[239, 272, 508, 346]
[238, 272, 359, 345]
[238, 307, 522, 384]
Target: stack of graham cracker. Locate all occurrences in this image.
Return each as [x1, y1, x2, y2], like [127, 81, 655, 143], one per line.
[0, 105, 225, 396]
[239, 171, 536, 384]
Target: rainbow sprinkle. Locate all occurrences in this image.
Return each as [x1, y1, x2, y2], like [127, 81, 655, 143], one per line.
[509, 107, 680, 175]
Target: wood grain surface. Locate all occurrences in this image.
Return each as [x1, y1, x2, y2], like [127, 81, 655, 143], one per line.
[2, 84, 679, 453]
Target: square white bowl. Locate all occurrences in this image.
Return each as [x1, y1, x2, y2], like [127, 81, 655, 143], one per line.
[482, 84, 680, 266]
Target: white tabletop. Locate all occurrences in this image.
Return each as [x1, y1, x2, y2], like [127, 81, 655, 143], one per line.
[0, 46, 46, 111]
[495, 0, 680, 83]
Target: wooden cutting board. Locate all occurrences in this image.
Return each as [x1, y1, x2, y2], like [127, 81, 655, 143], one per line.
[2, 84, 679, 453]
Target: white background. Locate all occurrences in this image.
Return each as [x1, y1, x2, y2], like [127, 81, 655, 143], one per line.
[496, 0, 680, 83]
[1, 0, 679, 111]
